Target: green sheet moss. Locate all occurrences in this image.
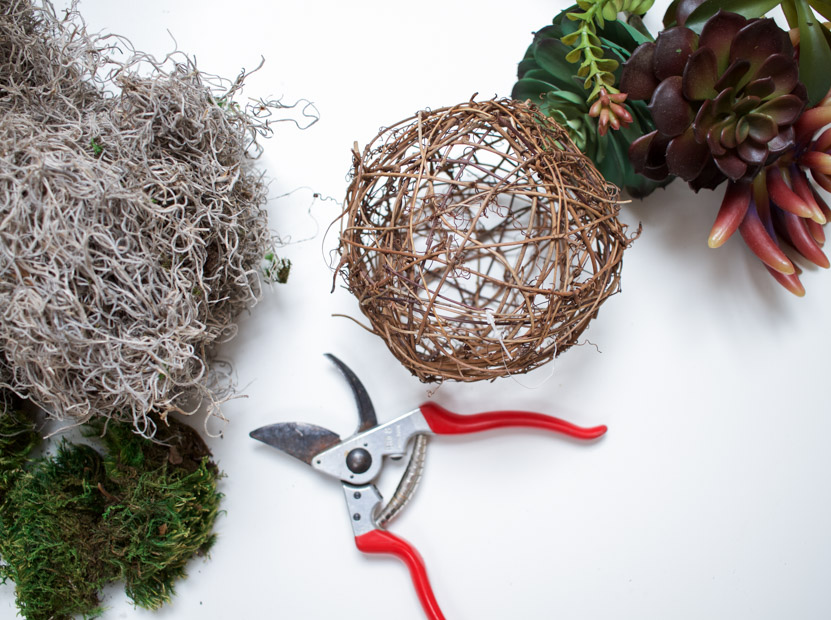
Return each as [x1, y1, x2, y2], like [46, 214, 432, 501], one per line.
[0, 406, 222, 619]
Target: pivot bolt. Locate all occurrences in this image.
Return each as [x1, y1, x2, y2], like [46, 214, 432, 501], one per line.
[346, 448, 372, 474]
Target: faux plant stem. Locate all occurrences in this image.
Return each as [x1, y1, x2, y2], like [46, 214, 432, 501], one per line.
[563, 0, 655, 101]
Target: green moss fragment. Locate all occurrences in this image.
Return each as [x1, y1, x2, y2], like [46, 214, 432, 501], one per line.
[0, 442, 111, 619]
[0, 405, 222, 620]
[263, 252, 291, 284]
[0, 403, 39, 498]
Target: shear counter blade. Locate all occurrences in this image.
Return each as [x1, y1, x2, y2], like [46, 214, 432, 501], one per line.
[324, 352, 378, 432]
[250, 422, 341, 464]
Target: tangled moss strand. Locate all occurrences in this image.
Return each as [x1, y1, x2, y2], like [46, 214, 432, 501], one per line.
[0, 0, 284, 430]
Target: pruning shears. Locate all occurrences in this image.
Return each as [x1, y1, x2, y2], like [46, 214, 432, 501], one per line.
[251, 354, 606, 619]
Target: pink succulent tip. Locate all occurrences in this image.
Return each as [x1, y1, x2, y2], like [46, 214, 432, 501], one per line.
[709, 182, 751, 248]
[766, 265, 806, 296]
[800, 150, 831, 175]
[813, 126, 831, 153]
[796, 106, 831, 141]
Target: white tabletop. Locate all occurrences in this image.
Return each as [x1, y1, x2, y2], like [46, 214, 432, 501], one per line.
[3, 1, 830, 619]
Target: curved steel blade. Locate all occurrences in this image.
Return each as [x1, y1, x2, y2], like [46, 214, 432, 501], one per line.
[250, 422, 341, 465]
[324, 353, 378, 432]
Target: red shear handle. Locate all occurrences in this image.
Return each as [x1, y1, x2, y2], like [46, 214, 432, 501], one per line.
[355, 529, 446, 620]
[419, 402, 607, 440]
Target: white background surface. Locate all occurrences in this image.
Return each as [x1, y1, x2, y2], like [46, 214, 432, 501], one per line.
[3, 1, 831, 619]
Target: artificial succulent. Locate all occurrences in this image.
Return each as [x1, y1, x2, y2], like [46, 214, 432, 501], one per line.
[513, 9, 669, 197]
[669, 0, 831, 107]
[621, 10, 807, 191]
[708, 94, 831, 296]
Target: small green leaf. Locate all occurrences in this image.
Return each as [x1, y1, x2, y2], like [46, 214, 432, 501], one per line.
[595, 58, 620, 72]
[684, 0, 782, 32]
[565, 47, 583, 63]
[796, 0, 831, 105]
[602, 2, 619, 21]
[586, 31, 604, 47]
[630, 0, 655, 15]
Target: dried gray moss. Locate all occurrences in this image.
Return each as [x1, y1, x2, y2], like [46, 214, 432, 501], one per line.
[0, 0, 289, 433]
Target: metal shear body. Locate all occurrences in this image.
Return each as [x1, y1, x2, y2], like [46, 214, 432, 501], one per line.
[251, 354, 606, 620]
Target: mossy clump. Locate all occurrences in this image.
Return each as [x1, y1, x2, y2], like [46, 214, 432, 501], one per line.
[0, 401, 38, 498]
[0, 404, 222, 620]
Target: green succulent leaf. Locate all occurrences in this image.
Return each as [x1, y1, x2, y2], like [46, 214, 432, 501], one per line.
[597, 130, 629, 179]
[513, 78, 564, 105]
[554, 89, 592, 106]
[782, 0, 799, 25]
[518, 55, 539, 76]
[795, 0, 831, 105]
[683, 0, 783, 32]
[663, 0, 684, 27]
[602, 17, 655, 48]
[533, 39, 582, 87]
[808, 0, 831, 22]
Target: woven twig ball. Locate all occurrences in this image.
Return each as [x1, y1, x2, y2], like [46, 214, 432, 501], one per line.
[336, 99, 632, 382]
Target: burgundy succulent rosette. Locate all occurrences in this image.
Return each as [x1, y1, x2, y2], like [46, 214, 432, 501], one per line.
[620, 10, 807, 191]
